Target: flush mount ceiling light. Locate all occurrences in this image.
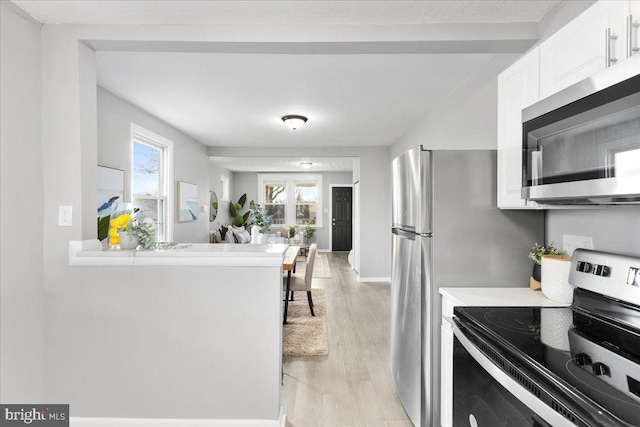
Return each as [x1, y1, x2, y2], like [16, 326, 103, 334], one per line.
[282, 115, 307, 130]
[300, 162, 313, 169]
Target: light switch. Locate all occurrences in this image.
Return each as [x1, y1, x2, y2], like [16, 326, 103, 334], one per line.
[323, 208, 329, 214]
[58, 205, 73, 226]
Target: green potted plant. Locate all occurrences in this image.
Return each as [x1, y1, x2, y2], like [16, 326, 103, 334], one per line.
[219, 224, 229, 242]
[529, 242, 565, 282]
[125, 218, 156, 250]
[118, 209, 156, 250]
[229, 194, 251, 228]
[304, 221, 315, 244]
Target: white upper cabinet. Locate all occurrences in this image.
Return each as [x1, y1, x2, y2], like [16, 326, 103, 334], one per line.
[498, 0, 639, 210]
[497, 47, 541, 209]
[539, 1, 629, 99]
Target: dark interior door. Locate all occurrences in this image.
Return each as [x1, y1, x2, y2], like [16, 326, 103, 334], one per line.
[332, 187, 352, 251]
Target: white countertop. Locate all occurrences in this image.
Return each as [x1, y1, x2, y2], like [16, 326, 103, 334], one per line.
[439, 287, 571, 308]
[69, 240, 289, 267]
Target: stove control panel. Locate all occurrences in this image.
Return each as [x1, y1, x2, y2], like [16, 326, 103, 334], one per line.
[569, 329, 640, 402]
[576, 261, 611, 277]
[570, 249, 640, 305]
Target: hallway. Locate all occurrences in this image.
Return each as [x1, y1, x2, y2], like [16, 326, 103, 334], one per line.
[282, 253, 412, 427]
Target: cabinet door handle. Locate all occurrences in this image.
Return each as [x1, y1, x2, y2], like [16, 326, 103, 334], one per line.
[606, 28, 619, 67]
[629, 15, 640, 57]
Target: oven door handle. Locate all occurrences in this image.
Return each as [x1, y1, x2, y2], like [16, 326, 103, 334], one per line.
[452, 321, 577, 427]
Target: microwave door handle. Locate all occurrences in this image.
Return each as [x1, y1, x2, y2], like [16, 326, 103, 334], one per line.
[629, 15, 640, 57]
[606, 28, 619, 68]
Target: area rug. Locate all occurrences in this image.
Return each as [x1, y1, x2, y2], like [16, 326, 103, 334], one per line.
[283, 289, 329, 357]
[297, 253, 331, 278]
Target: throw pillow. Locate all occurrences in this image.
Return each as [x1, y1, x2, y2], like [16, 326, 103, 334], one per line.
[234, 230, 251, 244]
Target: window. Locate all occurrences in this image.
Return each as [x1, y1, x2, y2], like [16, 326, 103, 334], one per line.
[295, 182, 318, 225]
[264, 182, 286, 224]
[131, 124, 173, 241]
[257, 174, 322, 226]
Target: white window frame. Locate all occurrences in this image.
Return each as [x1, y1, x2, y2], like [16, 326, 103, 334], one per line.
[257, 173, 323, 227]
[130, 123, 174, 241]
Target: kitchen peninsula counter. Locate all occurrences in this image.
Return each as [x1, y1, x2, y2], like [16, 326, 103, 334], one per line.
[64, 240, 286, 426]
[69, 239, 289, 267]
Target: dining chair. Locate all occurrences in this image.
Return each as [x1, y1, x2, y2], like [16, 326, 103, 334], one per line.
[282, 243, 317, 316]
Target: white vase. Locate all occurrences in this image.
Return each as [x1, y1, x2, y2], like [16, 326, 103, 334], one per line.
[250, 225, 261, 244]
[118, 231, 140, 250]
[258, 233, 267, 244]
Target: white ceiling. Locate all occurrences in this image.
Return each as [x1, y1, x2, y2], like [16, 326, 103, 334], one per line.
[210, 156, 354, 172]
[96, 51, 500, 148]
[12, 1, 561, 25]
[10, 0, 564, 171]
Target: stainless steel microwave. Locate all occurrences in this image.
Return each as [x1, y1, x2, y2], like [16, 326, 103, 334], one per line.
[521, 56, 640, 205]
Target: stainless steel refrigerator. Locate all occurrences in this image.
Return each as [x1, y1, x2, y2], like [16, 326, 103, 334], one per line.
[390, 147, 544, 427]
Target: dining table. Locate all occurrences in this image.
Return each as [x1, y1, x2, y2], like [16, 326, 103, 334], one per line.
[282, 245, 300, 324]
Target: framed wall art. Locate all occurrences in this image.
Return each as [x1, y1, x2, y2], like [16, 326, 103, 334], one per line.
[177, 181, 198, 222]
[97, 165, 125, 242]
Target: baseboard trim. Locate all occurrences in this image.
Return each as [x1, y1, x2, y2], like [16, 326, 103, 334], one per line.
[357, 276, 391, 283]
[71, 408, 286, 427]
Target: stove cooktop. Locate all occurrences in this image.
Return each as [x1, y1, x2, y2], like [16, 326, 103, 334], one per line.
[454, 305, 640, 427]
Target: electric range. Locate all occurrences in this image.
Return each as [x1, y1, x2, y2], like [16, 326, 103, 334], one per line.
[452, 249, 640, 427]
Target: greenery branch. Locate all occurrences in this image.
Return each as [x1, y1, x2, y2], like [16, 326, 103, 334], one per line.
[249, 200, 272, 234]
[528, 242, 566, 265]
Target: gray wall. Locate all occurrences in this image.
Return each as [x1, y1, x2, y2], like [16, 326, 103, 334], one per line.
[230, 171, 353, 250]
[231, 172, 259, 209]
[98, 86, 211, 243]
[547, 207, 640, 257]
[0, 3, 45, 403]
[391, 54, 519, 158]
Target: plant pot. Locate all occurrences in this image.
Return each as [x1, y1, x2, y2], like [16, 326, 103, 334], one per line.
[118, 231, 140, 250]
[541, 254, 573, 303]
[532, 263, 542, 282]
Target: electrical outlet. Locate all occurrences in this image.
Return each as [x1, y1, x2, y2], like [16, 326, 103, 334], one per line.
[563, 234, 593, 257]
[58, 205, 73, 226]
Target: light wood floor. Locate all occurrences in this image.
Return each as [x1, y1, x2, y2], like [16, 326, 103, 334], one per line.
[282, 252, 413, 427]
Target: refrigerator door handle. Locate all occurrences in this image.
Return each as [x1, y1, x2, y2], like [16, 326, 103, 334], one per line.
[392, 227, 432, 238]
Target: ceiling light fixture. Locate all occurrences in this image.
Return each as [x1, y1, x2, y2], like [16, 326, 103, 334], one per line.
[300, 162, 313, 169]
[282, 115, 307, 130]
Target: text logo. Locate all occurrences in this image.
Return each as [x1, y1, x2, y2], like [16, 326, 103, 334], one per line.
[1, 405, 68, 426]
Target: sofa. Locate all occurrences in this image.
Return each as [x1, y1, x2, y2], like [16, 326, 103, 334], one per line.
[209, 224, 302, 244]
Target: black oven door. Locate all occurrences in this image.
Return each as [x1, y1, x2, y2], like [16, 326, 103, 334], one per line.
[453, 321, 578, 427]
